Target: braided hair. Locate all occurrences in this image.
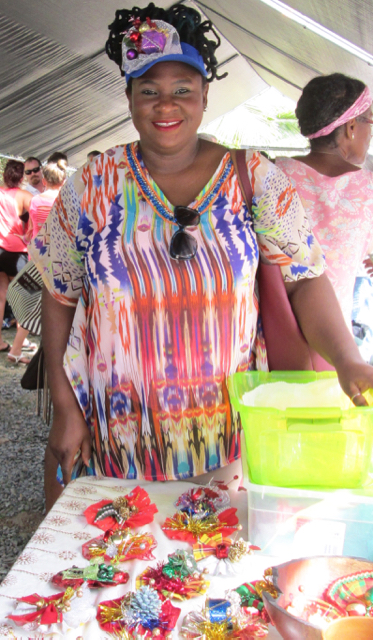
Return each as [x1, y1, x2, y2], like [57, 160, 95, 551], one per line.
[296, 73, 366, 149]
[106, 2, 226, 83]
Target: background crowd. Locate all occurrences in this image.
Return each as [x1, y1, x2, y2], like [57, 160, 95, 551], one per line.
[0, 149, 101, 365]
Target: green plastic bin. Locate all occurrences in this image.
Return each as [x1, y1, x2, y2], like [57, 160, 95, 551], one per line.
[228, 371, 373, 489]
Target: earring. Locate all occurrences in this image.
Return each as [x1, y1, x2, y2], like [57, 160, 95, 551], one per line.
[204, 105, 208, 112]
[352, 133, 355, 140]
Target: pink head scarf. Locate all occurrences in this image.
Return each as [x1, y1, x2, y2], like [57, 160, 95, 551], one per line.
[307, 86, 372, 139]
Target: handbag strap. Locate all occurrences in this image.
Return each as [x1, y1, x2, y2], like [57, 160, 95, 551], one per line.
[230, 149, 253, 212]
[230, 149, 333, 372]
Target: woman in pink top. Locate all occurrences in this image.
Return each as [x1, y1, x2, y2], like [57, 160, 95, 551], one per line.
[276, 73, 373, 329]
[29, 159, 67, 239]
[0, 159, 33, 363]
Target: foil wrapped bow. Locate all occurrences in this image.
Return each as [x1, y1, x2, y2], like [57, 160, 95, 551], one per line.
[180, 593, 269, 638]
[97, 586, 181, 638]
[234, 573, 278, 622]
[175, 485, 230, 519]
[82, 528, 157, 564]
[162, 508, 240, 544]
[136, 550, 209, 600]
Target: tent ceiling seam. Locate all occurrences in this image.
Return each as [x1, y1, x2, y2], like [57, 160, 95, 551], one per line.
[216, 53, 240, 68]
[65, 116, 134, 151]
[195, 0, 322, 74]
[242, 54, 304, 89]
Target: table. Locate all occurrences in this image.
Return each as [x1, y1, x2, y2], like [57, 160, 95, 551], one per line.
[0, 477, 282, 638]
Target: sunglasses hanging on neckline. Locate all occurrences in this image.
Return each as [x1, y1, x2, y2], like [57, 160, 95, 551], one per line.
[169, 206, 201, 261]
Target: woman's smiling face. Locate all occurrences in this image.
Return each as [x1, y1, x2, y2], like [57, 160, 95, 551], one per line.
[127, 61, 208, 154]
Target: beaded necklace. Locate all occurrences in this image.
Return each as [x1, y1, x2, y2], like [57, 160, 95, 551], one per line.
[124, 142, 233, 223]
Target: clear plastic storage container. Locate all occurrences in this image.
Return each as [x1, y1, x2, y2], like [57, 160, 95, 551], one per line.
[245, 474, 373, 561]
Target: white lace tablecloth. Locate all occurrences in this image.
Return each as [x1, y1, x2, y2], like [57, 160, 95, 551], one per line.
[0, 477, 282, 638]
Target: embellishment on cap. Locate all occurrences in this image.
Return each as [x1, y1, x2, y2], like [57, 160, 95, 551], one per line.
[122, 19, 183, 76]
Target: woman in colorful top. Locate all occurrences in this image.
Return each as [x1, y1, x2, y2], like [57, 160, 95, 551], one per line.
[0, 159, 33, 364]
[29, 159, 67, 239]
[276, 73, 373, 329]
[29, 4, 373, 509]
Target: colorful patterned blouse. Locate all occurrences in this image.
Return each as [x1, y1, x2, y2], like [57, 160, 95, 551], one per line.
[30, 143, 324, 481]
[276, 157, 373, 324]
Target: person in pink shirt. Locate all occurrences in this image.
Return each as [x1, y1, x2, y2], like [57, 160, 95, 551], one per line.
[0, 159, 33, 362]
[276, 74, 373, 331]
[29, 159, 67, 239]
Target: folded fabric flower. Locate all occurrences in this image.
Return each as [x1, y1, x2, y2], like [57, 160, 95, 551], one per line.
[162, 508, 240, 544]
[97, 585, 180, 638]
[84, 486, 158, 530]
[51, 560, 129, 589]
[175, 485, 230, 519]
[193, 533, 260, 576]
[325, 570, 373, 616]
[7, 583, 95, 633]
[136, 549, 209, 600]
[180, 592, 269, 638]
[82, 528, 157, 563]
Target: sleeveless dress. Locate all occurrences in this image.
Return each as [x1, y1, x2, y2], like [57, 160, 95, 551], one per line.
[0, 188, 28, 253]
[29, 190, 58, 239]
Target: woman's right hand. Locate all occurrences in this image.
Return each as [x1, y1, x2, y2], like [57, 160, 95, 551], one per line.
[41, 288, 91, 487]
[48, 404, 92, 486]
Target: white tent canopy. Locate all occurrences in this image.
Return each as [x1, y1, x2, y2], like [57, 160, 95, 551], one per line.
[0, 0, 372, 167]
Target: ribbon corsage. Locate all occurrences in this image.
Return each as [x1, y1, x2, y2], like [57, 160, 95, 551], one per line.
[51, 560, 129, 589]
[84, 486, 158, 530]
[193, 533, 260, 576]
[8, 583, 95, 633]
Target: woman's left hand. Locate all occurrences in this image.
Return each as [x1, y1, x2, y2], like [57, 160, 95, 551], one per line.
[335, 357, 373, 406]
[286, 274, 373, 406]
[363, 257, 373, 278]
